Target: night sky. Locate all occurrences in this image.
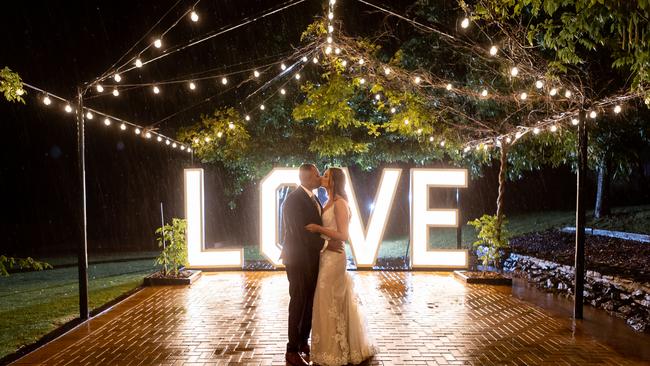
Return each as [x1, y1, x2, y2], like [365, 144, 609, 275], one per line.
[1, 0, 646, 258]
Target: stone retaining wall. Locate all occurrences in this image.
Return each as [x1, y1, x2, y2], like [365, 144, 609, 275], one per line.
[503, 253, 650, 332]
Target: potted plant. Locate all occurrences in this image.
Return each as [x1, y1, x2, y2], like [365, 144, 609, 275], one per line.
[144, 218, 202, 285]
[454, 214, 512, 285]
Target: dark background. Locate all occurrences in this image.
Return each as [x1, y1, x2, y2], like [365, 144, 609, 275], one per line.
[1, 0, 648, 258]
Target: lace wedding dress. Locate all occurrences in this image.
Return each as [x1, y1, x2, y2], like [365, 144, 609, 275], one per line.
[310, 204, 378, 365]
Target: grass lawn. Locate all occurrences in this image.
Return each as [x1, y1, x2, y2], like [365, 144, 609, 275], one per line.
[0, 259, 158, 359]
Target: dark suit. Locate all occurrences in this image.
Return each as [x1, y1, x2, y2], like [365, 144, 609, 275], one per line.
[280, 186, 324, 352]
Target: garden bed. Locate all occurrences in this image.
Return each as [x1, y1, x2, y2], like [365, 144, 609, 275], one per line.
[505, 230, 650, 332]
[144, 269, 202, 286]
[453, 270, 512, 285]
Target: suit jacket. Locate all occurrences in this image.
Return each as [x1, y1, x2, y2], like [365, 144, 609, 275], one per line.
[280, 187, 324, 267]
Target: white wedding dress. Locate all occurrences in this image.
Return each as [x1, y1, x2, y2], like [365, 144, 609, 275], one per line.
[310, 203, 378, 365]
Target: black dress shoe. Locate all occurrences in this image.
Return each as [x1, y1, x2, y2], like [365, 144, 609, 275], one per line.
[286, 351, 309, 366]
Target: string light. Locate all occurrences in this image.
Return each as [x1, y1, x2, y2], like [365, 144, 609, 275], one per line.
[145, 132, 152, 139]
[564, 90, 572, 98]
[334, 48, 341, 54]
[384, 67, 391, 75]
[228, 122, 235, 129]
[460, 17, 470, 28]
[16, 89, 24, 96]
[166, 139, 171, 145]
[375, 94, 381, 100]
[112, 89, 120, 97]
[520, 92, 527, 100]
[290, 72, 298, 80]
[221, 77, 228, 85]
[104, 118, 111, 126]
[154, 39, 162, 48]
[187, 148, 192, 153]
[328, 12, 334, 20]
[260, 104, 265, 110]
[172, 142, 177, 148]
[325, 46, 332, 54]
[280, 88, 286, 95]
[153, 86, 160, 94]
[86, 112, 93, 120]
[358, 58, 365, 65]
[281, 63, 287, 70]
[135, 128, 141, 134]
[327, 36, 333, 44]
[416, 128, 422, 134]
[506, 136, 512, 144]
[533, 127, 541, 134]
[549, 88, 557, 96]
[42, 95, 51, 105]
[414, 76, 421, 84]
[253, 70, 260, 77]
[189, 82, 196, 90]
[217, 132, 223, 138]
[359, 78, 365, 84]
[96, 85, 104, 93]
[390, 107, 396, 113]
[157, 136, 163, 142]
[535, 80, 544, 89]
[114, 74, 122, 82]
[204, 136, 211, 142]
[550, 125, 558, 132]
[446, 83, 453, 90]
[464, 146, 471, 153]
[481, 89, 488, 97]
[440, 140, 446, 147]
[302, 56, 308, 62]
[65, 104, 73, 113]
[614, 105, 622, 114]
[312, 57, 319, 64]
[510, 67, 519, 77]
[429, 136, 434, 142]
[341, 60, 347, 67]
[571, 118, 579, 125]
[328, 25, 334, 33]
[135, 59, 143, 68]
[404, 119, 409, 125]
[245, 115, 251, 121]
[180, 145, 186, 150]
[590, 110, 597, 118]
[120, 123, 127, 130]
[190, 10, 199, 22]
[489, 46, 498, 56]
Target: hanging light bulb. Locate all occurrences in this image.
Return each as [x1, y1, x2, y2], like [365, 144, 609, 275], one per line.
[245, 115, 251, 121]
[590, 110, 597, 118]
[550, 125, 558, 132]
[358, 58, 364, 65]
[328, 25, 334, 33]
[325, 46, 332, 54]
[260, 104, 265, 110]
[334, 48, 341, 54]
[120, 123, 127, 131]
[166, 139, 171, 145]
[112, 89, 119, 97]
[429, 136, 434, 142]
[65, 104, 73, 113]
[535, 80, 544, 89]
[295, 73, 301, 80]
[204, 136, 211, 142]
[135, 128, 141, 135]
[190, 10, 199, 22]
[505, 136, 512, 144]
[614, 105, 622, 114]
[172, 142, 177, 148]
[327, 36, 333, 44]
[549, 88, 558, 96]
[414, 76, 421, 84]
[510, 67, 519, 77]
[157, 136, 162, 142]
[359, 78, 365, 84]
[564, 90, 572, 98]
[96, 84, 104, 93]
[302, 56, 308, 62]
[475, 144, 481, 151]
[328, 12, 334, 20]
[390, 107, 396, 114]
[135, 58, 143, 68]
[571, 118, 579, 125]
[253, 70, 260, 78]
[280, 88, 286, 95]
[187, 148, 192, 153]
[281, 63, 287, 70]
[461, 17, 470, 28]
[145, 132, 152, 139]
[446, 83, 453, 90]
[154, 39, 162, 48]
[221, 77, 228, 85]
[217, 132, 223, 138]
[189, 82, 196, 90]
[341, 60, 347, 67]
[180, 145, 186, 150]
[42, 95, 52, 105]
[520, 92, 528, 100]
[16, 89, 24, 96]
[153, 86, 160, 94]
[440, 140, 446, 147]
[481, 89, 488, 97]
[85, 111, 93, 119]
[104, 118, 111, 126]
[384, 67, 391, 75]
[114, 74, 121, 82]
[416, 128, 422, 134]
[228, 122, 235, 129]
[312, 57, 319, 64]
[533, 127, 541, 134]
[404, 119, 409, 125]
[489, 46, 498, 56]
[375, 94, 381, 100]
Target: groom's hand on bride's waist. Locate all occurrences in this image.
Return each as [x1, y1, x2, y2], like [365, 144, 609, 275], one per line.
[325, 240, 344, 253]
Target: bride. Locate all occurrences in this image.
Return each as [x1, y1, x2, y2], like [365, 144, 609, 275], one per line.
[305, 167, 378, 365]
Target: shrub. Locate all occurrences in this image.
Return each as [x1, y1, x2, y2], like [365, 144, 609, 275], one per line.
[155, 218, 188, 277]
[468, 214, 510, 270]
[0, 255, 52, 276]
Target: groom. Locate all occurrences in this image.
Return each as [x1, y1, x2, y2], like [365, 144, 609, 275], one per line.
[280, 163, 344, 366]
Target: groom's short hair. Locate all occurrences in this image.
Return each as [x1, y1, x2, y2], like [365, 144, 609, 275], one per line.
[299, 163, 317, 173]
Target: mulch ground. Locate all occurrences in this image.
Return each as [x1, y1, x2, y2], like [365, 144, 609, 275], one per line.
[510, 230, 650, 283]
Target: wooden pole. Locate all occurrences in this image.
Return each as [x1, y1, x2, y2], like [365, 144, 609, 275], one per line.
[76, 87, 89, 320]
[574, 114, 588, 319]
[456, 188, 462, 249]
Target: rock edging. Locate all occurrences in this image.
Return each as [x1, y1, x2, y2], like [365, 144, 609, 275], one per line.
[503, 253, 650, 332]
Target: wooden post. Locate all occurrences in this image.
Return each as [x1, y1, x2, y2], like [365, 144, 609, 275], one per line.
[456, 188, 462, 249]
[574, 114, 588, 319]
[76, 87, 89, 320]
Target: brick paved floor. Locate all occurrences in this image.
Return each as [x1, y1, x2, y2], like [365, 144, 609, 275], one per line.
[12, 271, 647, 365]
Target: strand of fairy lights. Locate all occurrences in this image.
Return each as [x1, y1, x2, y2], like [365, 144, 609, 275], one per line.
[23, 83, 192, 153]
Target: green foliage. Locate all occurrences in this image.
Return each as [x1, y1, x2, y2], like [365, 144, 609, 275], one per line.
[0, 255, 52, 276]
[468, 214, 510, 270]
[155, 218, 187, 277]
[0, 67, 26, 103]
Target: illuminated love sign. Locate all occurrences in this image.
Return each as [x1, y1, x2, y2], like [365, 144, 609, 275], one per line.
[184, 167, 468, 269]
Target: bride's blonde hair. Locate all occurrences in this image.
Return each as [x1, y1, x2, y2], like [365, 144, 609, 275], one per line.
[327, 167, 348, 201]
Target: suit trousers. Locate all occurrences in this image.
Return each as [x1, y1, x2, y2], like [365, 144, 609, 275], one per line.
[285, 261, 319, 352]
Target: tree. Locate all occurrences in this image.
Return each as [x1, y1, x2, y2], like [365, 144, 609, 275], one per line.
[0, 67, 26, 104]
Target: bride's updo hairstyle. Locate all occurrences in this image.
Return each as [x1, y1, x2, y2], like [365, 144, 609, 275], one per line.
[328, 167, 348, 201]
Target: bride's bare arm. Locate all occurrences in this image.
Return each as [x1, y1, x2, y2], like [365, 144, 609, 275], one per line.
[305, 200, 349, 241]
